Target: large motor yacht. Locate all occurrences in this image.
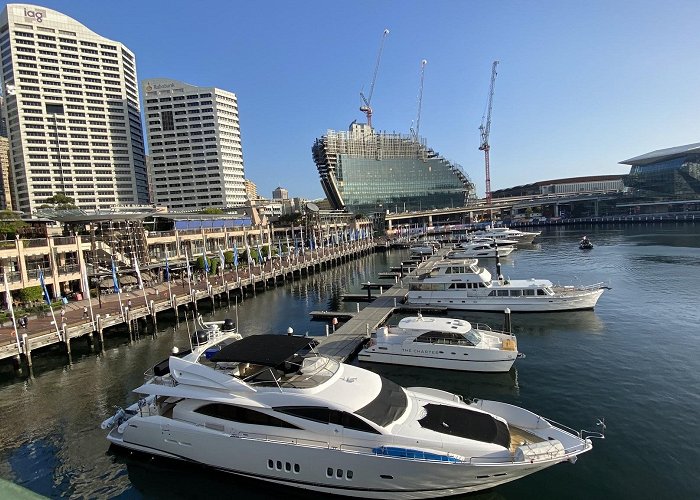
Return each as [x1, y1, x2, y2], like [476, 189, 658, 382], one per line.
[472, 226, 540, 245]
[406, 259, 607, 312]
[447, 241, 514, 259]
[359, 314, 522, 372]
[102, 334, 602, 498]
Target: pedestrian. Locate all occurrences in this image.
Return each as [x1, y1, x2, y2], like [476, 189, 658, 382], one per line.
[127, 299, 132, 309]
[23, 315, 28, 328]
[60, 307, 66, 322]
[18, 317, 26, 328]
[83, 305, 89, 319]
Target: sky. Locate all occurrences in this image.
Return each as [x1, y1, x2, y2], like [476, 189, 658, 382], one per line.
[25, 0, 700, 200]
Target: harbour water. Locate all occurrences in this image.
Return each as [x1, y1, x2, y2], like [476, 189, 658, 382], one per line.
[0, 223, 698, 499]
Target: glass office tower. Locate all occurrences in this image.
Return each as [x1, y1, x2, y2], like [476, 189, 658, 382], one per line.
[313, 122, 474, 214]
[621, 143, 700, 198]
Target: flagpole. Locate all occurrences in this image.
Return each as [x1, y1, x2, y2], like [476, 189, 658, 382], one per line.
[81, 264, 95, 328]
[184, 247, 193, 298]
[133, 255, 149, 314]
[3, 271, 21, 353]
[111, 257, 125, 320]
[165, 249, 173, 304]
[38, 267, 62, 341]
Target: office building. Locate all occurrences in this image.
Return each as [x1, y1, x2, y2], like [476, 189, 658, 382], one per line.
[621, 143, 700, 198]
[313, 122, 474, 214]
[272, 186, 288, 200]
[142, 78, 246, 211]
[0, 4, 148, 212]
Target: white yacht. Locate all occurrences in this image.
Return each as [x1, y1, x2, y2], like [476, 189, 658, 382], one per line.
[406, 259, 607, 312]
[461, 236, 519, 248]
[102, 334, 601, 498]
[472, 226, 540, 245]
[447, 242, 515, 259]
[359, 315, 522, 372]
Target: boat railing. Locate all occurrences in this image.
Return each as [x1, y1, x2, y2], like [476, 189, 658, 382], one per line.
[542, 416, 606, 442]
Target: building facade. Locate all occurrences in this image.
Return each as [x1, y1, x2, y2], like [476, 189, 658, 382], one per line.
[272, 186, 288, 200]
[0, 135, 11, 209]
[244, 178, 257, 201]
[142, 78, 246, 211]
[313, 122, 474, 214]
[621, 143, 700, 199]
[0, 4, 148, 212]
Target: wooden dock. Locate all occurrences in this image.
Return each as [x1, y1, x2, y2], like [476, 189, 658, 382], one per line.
[315, 255, 439, 362]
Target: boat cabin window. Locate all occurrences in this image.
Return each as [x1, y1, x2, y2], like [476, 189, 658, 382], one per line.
[275, 407, 380, 434]
[497, 290, 509, 297]
[195, 403, 301, 429]
[511, 289, 522, 297]
[537, 289, 547, 296]
[524, 289, 535, 296]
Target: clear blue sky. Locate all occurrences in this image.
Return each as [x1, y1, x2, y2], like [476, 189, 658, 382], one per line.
[31, 0, 700, 200]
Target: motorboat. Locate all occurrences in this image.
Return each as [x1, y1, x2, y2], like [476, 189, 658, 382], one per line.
[359, 314, 522, 372]
[461, 236, 519, 248]
[406, 258, 608, 312]
[447, 241, 515, 259]
[472, 226, 540, 245]
[102, 334, 602, 498]
[579, 237, 593, 250]
[410, 240, 440, 256]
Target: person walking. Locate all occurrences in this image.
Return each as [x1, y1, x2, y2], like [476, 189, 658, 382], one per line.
[83, 305, 89, 319]
[60, 307, 66, 323]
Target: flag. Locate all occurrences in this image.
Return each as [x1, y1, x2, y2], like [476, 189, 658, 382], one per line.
[233, 246, 239, 267]
[218, 247, 226, 272]
[111, 258, 119, 292]
[278, 241, 282, 259]
[245, 240, 251, 263]
[202, 252, 210, 274]
[39, 269, 52, 305]
[184, 248, 192, 279]
[3, 272, 20, 350]
[164, 251, 170, 282]
[134, 257, 144, 289]
[256, 243, 263, 264]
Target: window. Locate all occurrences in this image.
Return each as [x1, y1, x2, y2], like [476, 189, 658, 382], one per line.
[194, 404, 300, 428]
[161, 110, 174, 131]
[275, 407, 380, 434]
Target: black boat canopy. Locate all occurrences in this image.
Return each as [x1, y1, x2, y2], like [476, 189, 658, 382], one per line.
[209, 335, 318, 366]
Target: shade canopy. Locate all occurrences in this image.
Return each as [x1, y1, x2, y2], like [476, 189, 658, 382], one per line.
[210, 334, 318, 366]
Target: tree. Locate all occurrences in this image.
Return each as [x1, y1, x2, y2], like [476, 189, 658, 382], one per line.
[18, 286, 43, 305]
[39, 193, 77, 210]
[200, 208, 224, 214]
[0, 210, 27, 238]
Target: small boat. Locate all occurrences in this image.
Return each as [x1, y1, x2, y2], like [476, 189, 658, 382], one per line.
[101, 334, 603, 498]
[472, 226, 541, 245]
[579, 237, 593, 250]
[359, 314, 522, 372]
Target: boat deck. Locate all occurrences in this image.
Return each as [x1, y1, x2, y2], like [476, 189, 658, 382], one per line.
[509, 425, 545, 453]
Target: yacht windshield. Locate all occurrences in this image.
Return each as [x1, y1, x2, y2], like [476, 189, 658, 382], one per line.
[356, 376, 408, 427]
[465, 330, 481, 345]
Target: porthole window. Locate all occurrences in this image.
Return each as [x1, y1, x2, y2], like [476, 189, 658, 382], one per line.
[326, 467, 333, 477]
[267, 459, 273, 469]
[294, 464, 300, 473]
[336, 469, 343, 478]
[285, 462, 291, 472]
[276, 461, 282, 470]
[346, 470, 354, 480]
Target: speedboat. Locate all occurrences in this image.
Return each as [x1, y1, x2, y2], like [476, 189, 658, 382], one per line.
[447, 241, 514, 259]
[359, 314, 522, 372]
[579, 237, 593, 250]
[406, 259, 608, 312]
[102, 334, 602, 498]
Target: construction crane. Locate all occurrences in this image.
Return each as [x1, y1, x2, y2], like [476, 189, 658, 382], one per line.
[479, 60, 499, 205]
[360, 28, 389, 128]
[410, 59, 428, 140]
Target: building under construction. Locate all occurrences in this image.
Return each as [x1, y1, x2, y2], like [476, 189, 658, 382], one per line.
[312, 122, 475, 215]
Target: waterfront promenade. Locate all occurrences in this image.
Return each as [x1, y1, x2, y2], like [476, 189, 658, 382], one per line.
[0, 241, 374, 369]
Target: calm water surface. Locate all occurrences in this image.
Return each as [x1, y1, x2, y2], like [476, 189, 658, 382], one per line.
[0, 223, 698, 499]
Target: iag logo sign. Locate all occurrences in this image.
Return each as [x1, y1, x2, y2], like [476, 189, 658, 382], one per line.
[23, 8, 46, 23]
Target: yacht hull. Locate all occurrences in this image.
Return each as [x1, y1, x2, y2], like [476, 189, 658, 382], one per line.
[357, 350, 516, 373]
[406, 288, 604, 312]
[108, 420, 579, 499]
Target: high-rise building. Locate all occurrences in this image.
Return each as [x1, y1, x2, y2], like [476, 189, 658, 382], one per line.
[142, 78, 246, 211]
[0, 136, 12, 209]
[0, 96, 8, 137]
[272, 186, 288, 200]
[0, 4, 148, 212]
[313, 122, 475, 214]
[244, 178, 257, 201]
